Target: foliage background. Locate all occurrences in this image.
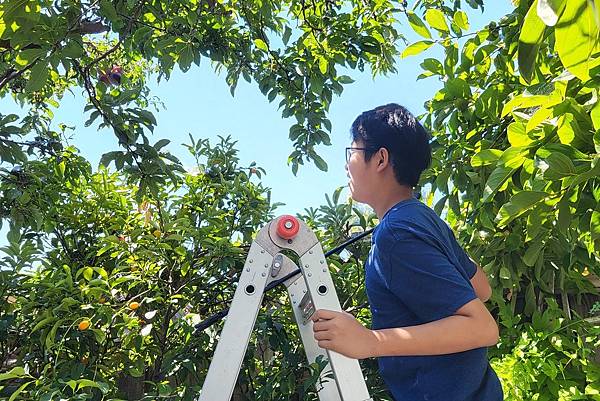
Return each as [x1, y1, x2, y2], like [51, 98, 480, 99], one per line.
[1, 0, 600, 400]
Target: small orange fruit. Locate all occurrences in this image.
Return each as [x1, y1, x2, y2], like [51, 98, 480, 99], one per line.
[129, 301, 140, 310]
[152, 229, 161, 238]
[78, 320, 91, 331]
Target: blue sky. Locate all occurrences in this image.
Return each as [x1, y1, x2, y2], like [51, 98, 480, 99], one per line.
[1, 3, 512, 218]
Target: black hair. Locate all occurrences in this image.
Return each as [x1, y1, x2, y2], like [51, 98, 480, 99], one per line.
[350, 103, 431, 187]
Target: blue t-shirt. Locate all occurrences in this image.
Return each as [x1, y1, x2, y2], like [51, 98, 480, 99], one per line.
[365, 198, 503, 401]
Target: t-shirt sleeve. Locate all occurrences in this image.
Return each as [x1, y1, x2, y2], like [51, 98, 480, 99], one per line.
[447, 227, 478, 279]
[381, 232, 477, 323]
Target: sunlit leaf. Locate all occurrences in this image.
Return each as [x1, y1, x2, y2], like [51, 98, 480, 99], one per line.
[518, 0, 546, 83]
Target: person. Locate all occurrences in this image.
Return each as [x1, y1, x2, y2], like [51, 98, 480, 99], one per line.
[311, 103, 503, 401]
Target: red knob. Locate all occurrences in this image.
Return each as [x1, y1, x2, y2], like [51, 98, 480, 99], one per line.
[276, 215, 300, 239]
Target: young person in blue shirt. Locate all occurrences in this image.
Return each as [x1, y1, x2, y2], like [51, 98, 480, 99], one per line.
[311, 104, 503, 401]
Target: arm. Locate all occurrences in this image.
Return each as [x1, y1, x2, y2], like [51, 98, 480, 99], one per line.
[312, 299, 499, 359]
[370, 297, 498, 356]
[470, 261, 492, 302]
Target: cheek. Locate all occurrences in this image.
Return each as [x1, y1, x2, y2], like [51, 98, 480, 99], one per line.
[348, 162, 365, 182]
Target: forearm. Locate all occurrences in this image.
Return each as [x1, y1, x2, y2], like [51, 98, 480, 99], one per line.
[371, 310, 498, 357]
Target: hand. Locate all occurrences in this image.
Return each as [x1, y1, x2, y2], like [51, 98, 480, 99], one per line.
[311, 309, 379, 359]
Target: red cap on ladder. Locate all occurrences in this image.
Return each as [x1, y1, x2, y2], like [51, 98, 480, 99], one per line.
[276, 215, 300, 239]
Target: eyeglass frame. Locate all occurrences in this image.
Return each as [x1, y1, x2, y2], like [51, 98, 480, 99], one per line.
[345, 147, 380, 163]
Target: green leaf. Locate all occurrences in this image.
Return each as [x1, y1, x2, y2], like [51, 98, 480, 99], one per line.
[557, 113, 575, 144]
[471, 149, 503, 167]
[537, 0, 566, 26]
[499, 147, 528, 168]
[0, 367, 29, 381]
[154, 139, 170, 150]
[421, 58, 443, 75]
[425, 9, 449, 33]
[25, 60, 49, 93]
[99, 151, 122, 167]
[31, 316, 56, 334]
[557, 193, 570, 234]
[507, 122, 533, 147]
[526, 107, 553, 132]
[406, 12, 432, 39]
[318, 57, 328, 74]
[497, 191, 547, 227]
[312, 153, 328, 172]
[453, 10, 469, 30]
[499, 266, 511, 280]
[591, 101, 600, 131]
[62, 37, 85, 58]
[254, 38, 268, 52]
[523, 281, 537, 316]
[92, 328, 106, 344]
[538, 143, 588, 161]
[338, 75, 354, 84]
[501, 94, 552, 117]
[523, 240, 544, 266]
[45, 319, 62, 350]
[518, 0, 546, 83]
[554, 0, 597, 81]
[282, 25, 292, 45]
[483, 165, 516, 202]
[99, 0, 118, 21]
[591, 209, 600, 244]
[401, 40, 434, 58]
[76, 379, 101, 390]
[544, 152, 576, 178]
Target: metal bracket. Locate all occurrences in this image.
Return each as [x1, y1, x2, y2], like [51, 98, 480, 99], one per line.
[298, 291, 315, 325]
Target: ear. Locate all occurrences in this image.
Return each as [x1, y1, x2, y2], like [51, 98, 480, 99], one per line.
[375, 147, 390, 172]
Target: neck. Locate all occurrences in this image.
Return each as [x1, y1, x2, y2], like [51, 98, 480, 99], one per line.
[371, 185, 414, 219]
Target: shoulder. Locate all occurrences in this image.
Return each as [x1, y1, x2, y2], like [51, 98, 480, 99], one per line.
[372, 218, 415, 254]
[382, 200, 444, 237]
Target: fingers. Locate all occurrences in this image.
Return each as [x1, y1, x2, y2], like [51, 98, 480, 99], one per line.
[313, 331, 333, 341]
[312, 309, 338, 322]
[312, 320, 333, 332]
[317, 340, 333, 350]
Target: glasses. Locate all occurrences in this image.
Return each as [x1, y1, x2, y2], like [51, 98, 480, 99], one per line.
[345, 147, 378, 163]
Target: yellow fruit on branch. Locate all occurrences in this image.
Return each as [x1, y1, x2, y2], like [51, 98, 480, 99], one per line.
[129, 301, 140, 310]
[78, 320, 91, 331]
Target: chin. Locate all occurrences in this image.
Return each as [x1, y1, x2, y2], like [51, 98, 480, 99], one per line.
[349, 190, 366, 204]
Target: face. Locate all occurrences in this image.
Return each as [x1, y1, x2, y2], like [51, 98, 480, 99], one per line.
[346, 140, 377, 204]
